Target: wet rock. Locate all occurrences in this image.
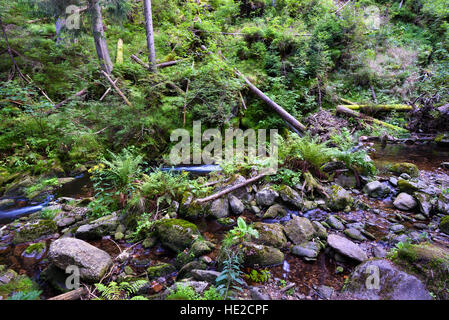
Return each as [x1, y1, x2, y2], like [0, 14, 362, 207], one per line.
[316, 285, 334, 300]
[278, 185, 302, 209]
[12, 219, 58, 244]
[327, 215, 344, 230]
[177, 261, 207, 280]
[414, 193, 433, 217]
[250, 286, 270, 300]
[252, 222, 287, 249]
[0, 199, 14, 209]
[54, 207, 88, 228]
[363, 181, 390, 198]
[48, 237, 112, 283]
[390, 162, 419, 178]
[393, 193, 417, 211]
[440, 216, 449, 235]
[75, 212, 119, 240]
[179, 192, 210, 220]
[153, 219, 200, 253]
[242, 242, 284, 267]
[262, 204, 287, 219]
[344, 228, 366, 241]
[255, 188, 279, 208]
[210, 198, 230, 219]
[312, 221, 328, 240]
[190, 269, 220, 284]
[283, 216, 315, 245]
[343, 259, 431, 300]
[190, 239, 215, 257]
[228, 195, 244, 215]
[327, 234, 368, 262]
[389, 177, 398, 187]
[291, 241, 320, 261]
[390, 224, 405, 234]
[397, 179, 420, 193]
[326, 185, 353, 211]
[335, 173, 357, 189]
[399, 173, 411, 180]
[216, 217, 235, 226]
[372, 245, 387, 258]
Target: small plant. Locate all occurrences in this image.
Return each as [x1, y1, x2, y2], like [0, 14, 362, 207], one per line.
[40, 208, 59, 220]
[216, 251, 245, 300]
[165, 285, 224, 300]
[442, 186, 449, 196]
[245, 269, 272, 283]
[94, 280, 148, 300]
[223, 217, 259, 247]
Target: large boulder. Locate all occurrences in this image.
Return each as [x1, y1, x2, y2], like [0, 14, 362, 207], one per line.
[48, 238, 112, 283]
[242, 242, 284, 267]
[283, 216, 315, 245]
[153, 219, 200, 253]
[251, 222, 287, 249]
[255, 188, 279, 207]
[326, 185, 353, 211]
[327, 234, 367, 262]
[343, 259, 431, 300]
[393, 193, 417, 211]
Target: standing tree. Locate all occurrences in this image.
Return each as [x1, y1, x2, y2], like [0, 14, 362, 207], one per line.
[90, 0, 113, 74]
[143, 0, 157, 72]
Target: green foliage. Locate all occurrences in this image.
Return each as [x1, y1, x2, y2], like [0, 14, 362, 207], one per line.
[223, 217, 259, 248]
[8, 290, 42, 300]
[165, 284, 224, 300]
[270, 168, 302, 187]
[39, 208, 59, 220]
[94, 280, 148, 300]
[215, 251, 245, 300]
[25, 178, 60, 199]
[245, 269, 272, 283]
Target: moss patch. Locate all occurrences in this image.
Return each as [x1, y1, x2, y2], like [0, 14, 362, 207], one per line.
[13, 220, 58, 244]
[390, 162, 419, 178]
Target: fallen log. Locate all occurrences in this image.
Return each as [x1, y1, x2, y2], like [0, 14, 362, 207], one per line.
[200, 45, 307, 133]
[344, 104, 412, 112]
[100, 79, 118, 101]
[336, 105, 408, 133]
[101, 70, 132, 107]
[194, 172, 269, 204]
[48, 287, 87, 300]
[130, 54, 182, 69]
[52, 88, 88, 110]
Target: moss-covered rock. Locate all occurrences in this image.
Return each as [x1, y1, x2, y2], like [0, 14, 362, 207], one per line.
[251, 222, 287, 249]
[262, 203, 287, 219]
[391, 242, 449, 299]
[439, 216, 449, 235]
[390, 162, 419, 178]
[284, 215, 315, 244]
[397, 179, 420, 193]
[278, 185, 302, 209]
[12, 220, 58, 244]
[0, 267, 39, 299]
[190, 239, 215, 257]
[75, 212, 118, 240]
[147, 263, 176, 279]
[242, 242, 284, 267]
[326, 185, 353, 211]
[25, 242, 46, 255]
[153, 219, 200, 253]
[179, 192, 210, 220]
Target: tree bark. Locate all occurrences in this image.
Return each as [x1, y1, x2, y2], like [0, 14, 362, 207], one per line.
[48, 287, 87, 300]
[101, 70, 132, 106]
[0, 15, 26, 81]
[90, 0, 113, 74]
[143, 0, 157, 72]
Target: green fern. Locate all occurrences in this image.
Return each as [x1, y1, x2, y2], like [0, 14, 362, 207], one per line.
[95, 280, 148, 300]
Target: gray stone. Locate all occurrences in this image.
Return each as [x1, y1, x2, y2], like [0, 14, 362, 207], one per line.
[343, 259, 432, 300]
[291, 241, 320, 261]
[255, 188, 279, 207]
[242, 242, 284, 267]
[262, 204, 287, 219]
[373, 245, 387, 258]
[312, 221, 328, 240]
[327, 215, 344, 230]
[363, 181, 390, 198]
[278, 185, 302, 209]
[48, 238, 112, 282]
[252, 222, 287, 249]
[250, 286, 270, 300]
[190, 269, 220, 284]
[228, 195, 244, 215]
[75, 212, 118, 240]
[210, 198, 230, 219]
[284, 216, 315, 245]
[328, 234, 368, 262]
[390, 224, 405, 234]
[344, 228, 366, 241]
[326, 185, 353, 211]
[393, 193, 417, 211]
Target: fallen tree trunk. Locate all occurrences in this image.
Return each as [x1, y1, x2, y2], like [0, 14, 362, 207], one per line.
[130, 54, 182, 70]
[48, 287, 87, 300]
[344, 104, 412, 112]
[101, 70, 132, 107]
[336, 105, 408, 133]
[200, 45, 307, 133]
[194, 172, 268, 204]
[52, 88, 88, 110]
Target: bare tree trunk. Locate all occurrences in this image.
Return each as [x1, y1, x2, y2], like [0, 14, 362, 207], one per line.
[90, 0, 113, 74]
[143, 0, 157, 72]
[0, 15, 25, 81]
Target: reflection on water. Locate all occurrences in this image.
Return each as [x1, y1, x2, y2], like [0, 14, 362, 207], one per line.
[370, 142, 449, 171]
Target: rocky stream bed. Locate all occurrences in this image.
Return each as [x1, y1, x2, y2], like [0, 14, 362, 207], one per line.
[0, 142, 449, 300]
